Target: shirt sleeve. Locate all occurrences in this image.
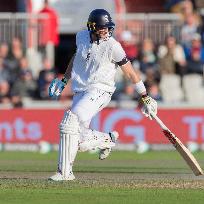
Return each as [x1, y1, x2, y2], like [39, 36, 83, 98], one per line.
[112, 42, 129, 66]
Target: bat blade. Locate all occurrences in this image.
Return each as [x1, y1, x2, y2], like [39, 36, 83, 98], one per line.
[163, 129, 203, 176]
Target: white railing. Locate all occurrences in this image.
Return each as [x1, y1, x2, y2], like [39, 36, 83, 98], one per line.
[0, 13, 48, 49]
[0, 12, 182, 46]
[115, 13, 182, 43]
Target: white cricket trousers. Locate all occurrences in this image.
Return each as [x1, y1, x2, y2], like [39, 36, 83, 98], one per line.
[71, 87, 112, 128]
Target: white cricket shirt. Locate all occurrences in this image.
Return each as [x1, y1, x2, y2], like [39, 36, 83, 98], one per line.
[71, 30, 127, 93]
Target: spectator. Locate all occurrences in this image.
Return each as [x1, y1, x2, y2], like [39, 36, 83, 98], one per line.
[144, 68, 161, 92]
[38, 0, 59, 64]
[184, 33, 204, 59]
[186, 50, 204, 74]
[148, 82, 163, 102]
[0, 80, 10, 104]
[10, 37, 24, 60]
[0, 57, 11, 83]
[180, 0, 200, 24]
[17, 57, 32, 78]
[0, 42, 9, 58]
[181, 14, 201, 48]
[38, 58, 56, 99]
[0, 42, 10, 69]
[201, 15, 204, 44]
[158, 35, 186, 75]
[120, 30, 139, 62]
[6, 37, 25, 84]
[10, 94, 23, 108]
[139, 38, 157, 74]
[8, 56, 32, 87]
[164, 0, 185, 12]
[11, 69, 37, 98]
[185, 33, 204, 74]
[137, 39, 159, 88]
[167, 0, 200, 23]
[116, 82, 138, 102]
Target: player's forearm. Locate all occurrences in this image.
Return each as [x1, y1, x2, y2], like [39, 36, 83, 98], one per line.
[121, 62, 140, 83]
[64, 54, 75, 80]
[124, 69, 141, 84]
[121, 62, 147, 96]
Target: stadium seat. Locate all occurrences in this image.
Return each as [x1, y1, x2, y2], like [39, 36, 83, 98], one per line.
[159, 74, 184, 103]
[183, 74, 204, 103]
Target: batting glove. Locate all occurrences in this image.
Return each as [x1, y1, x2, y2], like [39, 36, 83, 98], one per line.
[49, 77, 68, 100]
[140, 94, 157, 120]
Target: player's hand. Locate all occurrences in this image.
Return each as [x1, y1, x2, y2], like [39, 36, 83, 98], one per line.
[140, 95, 157, 120]
[49, 78, 66, 100]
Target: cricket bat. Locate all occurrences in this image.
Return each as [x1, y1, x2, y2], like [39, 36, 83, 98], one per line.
[152, 114, 203, 176]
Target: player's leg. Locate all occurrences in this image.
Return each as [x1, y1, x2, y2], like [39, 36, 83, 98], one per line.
[71, 88, 118, 158]
[98, 131, 119, 160]
[78, 127, 119, 153]
[49, 110, 80, 181]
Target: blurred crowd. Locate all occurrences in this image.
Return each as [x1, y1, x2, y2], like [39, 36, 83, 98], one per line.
[113, 0, 204, 103]
[0, 0, 204, 107]
[0, 36, 60, 107]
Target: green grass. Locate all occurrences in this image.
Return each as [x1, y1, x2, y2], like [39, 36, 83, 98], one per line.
[0, 187, 204, 204]
[0, 151, 204, 204]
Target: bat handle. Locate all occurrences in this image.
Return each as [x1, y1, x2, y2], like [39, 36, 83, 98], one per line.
[151, 113, 168, 131]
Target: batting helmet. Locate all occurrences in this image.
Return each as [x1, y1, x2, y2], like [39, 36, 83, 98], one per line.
[87, 9, 115, 33]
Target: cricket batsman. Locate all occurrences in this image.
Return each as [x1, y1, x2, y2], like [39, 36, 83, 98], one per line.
[48, 9, 157, 181]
